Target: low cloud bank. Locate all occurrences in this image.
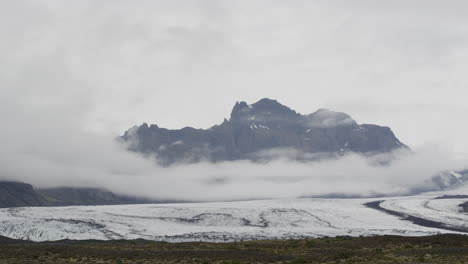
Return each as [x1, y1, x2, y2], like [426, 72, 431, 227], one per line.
[0, 77, 465, 201]
[0, 75, 465, 201]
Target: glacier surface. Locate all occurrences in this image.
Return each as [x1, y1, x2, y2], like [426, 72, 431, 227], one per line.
[0, 192, 467, 242]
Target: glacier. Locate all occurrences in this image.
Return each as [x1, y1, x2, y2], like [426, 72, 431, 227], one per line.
[0, 188, 467, 242]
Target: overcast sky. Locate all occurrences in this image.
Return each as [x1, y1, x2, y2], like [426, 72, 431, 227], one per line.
[2, 0, 468, 152]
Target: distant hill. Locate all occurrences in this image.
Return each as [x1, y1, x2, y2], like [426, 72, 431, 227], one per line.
[0, 181, 48, 208]
[37, 187, 155, 206]
[0, 181, 158, 208]
[122, 98, 408, 165]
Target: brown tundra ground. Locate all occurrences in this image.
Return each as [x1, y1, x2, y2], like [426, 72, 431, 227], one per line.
[0, 234, 467, 264]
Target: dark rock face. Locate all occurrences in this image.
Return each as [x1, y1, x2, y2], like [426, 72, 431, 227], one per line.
[0, 181, 157, 208]
[461, 201, 468, 213]
[121, 98, 408, 165]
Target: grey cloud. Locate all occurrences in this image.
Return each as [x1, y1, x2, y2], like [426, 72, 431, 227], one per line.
[1, 140, 463, 201]
[306, 109, 356, 128]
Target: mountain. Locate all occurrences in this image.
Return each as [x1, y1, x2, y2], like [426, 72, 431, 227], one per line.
[0, 181, 158, 208]
[121, 98, 407, 165]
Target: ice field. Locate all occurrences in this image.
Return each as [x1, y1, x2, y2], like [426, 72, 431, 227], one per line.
[0, 189, 467, 242]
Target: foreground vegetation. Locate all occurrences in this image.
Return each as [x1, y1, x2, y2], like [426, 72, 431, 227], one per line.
[0, 234, 468, 264]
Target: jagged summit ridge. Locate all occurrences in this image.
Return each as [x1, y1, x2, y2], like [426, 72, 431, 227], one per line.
[122, 98, 407, 164]
[230, 98, 300, 129]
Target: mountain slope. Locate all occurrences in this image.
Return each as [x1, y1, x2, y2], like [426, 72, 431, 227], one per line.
[37, 187, 155, 206]
[122, 98, 407, 165]
[0, 181, 157, 208]
[0, 182, 48, 208]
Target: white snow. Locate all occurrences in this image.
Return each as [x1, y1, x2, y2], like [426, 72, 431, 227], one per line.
[250, 123, 270, 130]
[451, 171, 463, 180]
[171, 140, 183, 146]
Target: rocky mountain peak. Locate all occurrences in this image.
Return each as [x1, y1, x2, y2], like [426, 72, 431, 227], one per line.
[121, 99, 408, 165]
[230, 101, 250, 121]
[250, 98, 296, 114]
[230, 98, 300, 127]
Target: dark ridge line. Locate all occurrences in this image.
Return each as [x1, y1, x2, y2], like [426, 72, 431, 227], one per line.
[434, 195, 468, 200]
[364, 201, 468, 234]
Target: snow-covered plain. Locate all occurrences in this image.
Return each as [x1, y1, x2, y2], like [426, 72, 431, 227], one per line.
[0, 192, 467, 242]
